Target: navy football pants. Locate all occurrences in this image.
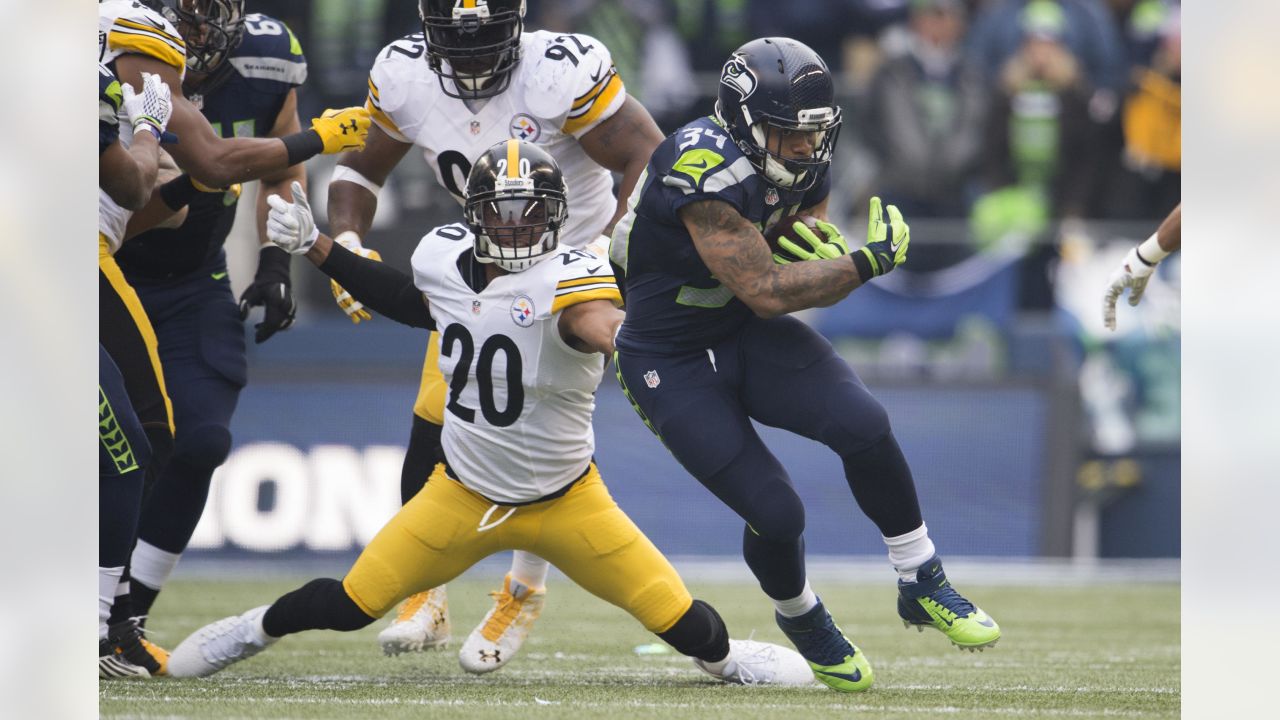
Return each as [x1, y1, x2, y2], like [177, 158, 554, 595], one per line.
[131, 270, 246, 556]
[615, 315, 922, 599]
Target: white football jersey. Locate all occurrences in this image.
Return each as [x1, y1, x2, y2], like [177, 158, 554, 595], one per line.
[411, 224, 621, 503]
[367, 30, 626, 250]
[97, 0, 186, 253]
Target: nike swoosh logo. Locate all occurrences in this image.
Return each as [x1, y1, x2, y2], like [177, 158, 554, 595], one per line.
[586, 265, 602, 274]
[815, 668, 862, 683]
[976, 616, 995, 628]
[140, 16, 166, 31]
[590, 61, 606, 84]
[891, 234, 904, 252]
[211, 272, 228, 280]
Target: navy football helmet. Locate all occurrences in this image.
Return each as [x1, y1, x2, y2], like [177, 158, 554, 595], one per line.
[147, 1, 246, 89]
[714, 37, 842, 191]
[420, 0, 526, 100]
[464, 140, 568, 272]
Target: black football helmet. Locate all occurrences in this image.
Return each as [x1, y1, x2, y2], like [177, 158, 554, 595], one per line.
[147, 0, 246, 90]
[714, 37, 842, 192]
[464, 140, 568, 272]
[420, 0, 526, 100]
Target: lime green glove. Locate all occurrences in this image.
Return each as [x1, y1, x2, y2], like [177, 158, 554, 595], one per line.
[854, 196, 910, 280]
[774, 219, 850, 264]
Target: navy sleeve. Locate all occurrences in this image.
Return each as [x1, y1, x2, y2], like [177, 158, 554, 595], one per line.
[657, 123, 756, 217]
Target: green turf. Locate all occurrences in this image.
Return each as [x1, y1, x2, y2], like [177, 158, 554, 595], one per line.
[100, 575, 1179, 719]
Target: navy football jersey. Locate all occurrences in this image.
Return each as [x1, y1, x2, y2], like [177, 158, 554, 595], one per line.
[116, 14, 306, 281]
[99, 62, 122, 156]
[611, 116, 829, 355]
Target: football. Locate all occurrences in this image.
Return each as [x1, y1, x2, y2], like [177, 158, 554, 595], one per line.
[762, 214, 822, 262]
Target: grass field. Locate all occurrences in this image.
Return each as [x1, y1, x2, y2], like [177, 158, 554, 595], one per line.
[100, 574, 1179, 719]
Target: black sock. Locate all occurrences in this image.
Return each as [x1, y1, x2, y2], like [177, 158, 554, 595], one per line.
[841, 431, 923, 537]
[261, 578, 377, 638]
[657, 600, 730, 663]
[106, 568, 134, 626]
[130, 581, 161, 624]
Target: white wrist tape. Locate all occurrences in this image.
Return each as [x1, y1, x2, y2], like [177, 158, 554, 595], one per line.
[332, 230, 363, 252]
[1136, 231, 1170, 265]
[331, 165, 383, 198]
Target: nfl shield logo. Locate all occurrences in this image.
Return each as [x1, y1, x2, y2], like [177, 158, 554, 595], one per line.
[470, 120, 481, 135]
[765, 187, 779, 206]
[472, 300, 482, 315]
[643, 370, 660, 388]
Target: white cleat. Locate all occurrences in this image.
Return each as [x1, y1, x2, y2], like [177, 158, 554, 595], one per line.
[458, 574, 545, 674]
[167, 605, 276, 678]
[378, 586, 451, 656]
[694, 639, 818, 686]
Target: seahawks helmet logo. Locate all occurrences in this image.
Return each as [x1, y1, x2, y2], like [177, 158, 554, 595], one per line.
[719, 53, 757, 101]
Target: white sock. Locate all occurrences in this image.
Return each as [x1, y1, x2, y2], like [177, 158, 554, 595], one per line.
[772, 580, 819, 618]
[884, 523, 936, 582]
[99, 566, 124, 638]
[509, 551, 550, 591]
[131, 540, 183, 591]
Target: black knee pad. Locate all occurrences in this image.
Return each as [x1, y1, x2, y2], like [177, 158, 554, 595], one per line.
[261, 578, 376, 637]
[656, 599, 729, 662]
[174, 425, 233, 470]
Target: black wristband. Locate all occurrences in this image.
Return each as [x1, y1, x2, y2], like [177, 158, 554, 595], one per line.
[158, 174, 201, 211]
[255, 245, 293, 285]
[1133, 247, 1157, 267]
[851, 249, 875, 284]
[281, 129, 325, 166]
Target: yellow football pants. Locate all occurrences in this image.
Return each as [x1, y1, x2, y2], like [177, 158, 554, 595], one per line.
[343, 463, 693, 633]
[98, 234, 174, 434]
[412, 331, 446, 425]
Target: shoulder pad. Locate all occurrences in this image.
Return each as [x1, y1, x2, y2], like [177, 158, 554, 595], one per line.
[521, 31, 626, 137]
[228, 14, 307, 87]
[412, 222, 473, 292]
[661, 120, 754, 194]
[103, 2, 186, 74]
[367, 33, 430, 142]
[551, 246, 621, 314]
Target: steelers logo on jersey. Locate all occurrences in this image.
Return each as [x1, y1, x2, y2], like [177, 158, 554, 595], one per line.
[510, 295, 536, 327]
[510, 114, 541, 142]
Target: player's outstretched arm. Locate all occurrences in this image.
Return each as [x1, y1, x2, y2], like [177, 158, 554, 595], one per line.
[1103, 203, 1181, 330]
[578, 95, 666, 236]
[558, 300, 625, 355]
[114, 54, 369, 189]
[265, 183, 433, 330]
[325, 124, 415, 324]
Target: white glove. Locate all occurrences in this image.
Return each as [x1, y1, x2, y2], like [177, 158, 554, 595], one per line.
[121, 72, 173, 139]
[1102, 246, 1156, 331]
[266, 181, 319, 255]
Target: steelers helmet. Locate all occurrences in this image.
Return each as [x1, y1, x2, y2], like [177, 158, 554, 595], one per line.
[419, 0, 526, 100]
[464, 140, 568, 272]
[714, 37, 842, 192]
[148, 1, 246, 91]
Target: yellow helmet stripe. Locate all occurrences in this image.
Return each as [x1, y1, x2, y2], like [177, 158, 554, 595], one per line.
[462, 0, 478, 8]
[506, 139, 520, 178]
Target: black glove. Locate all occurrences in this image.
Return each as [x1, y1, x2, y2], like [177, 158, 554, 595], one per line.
[238, 246, 296, 344]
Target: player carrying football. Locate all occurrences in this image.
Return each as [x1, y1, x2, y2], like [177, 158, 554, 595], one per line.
[167, 140, 815, 688]
[323, 0, 666, 670]
[609, 37, 1002, 692]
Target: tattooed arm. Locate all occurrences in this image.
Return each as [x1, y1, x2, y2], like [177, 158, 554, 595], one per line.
[679, 199, 865, 318]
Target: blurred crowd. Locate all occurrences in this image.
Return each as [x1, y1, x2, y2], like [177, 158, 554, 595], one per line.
[252, 0, 1179, 225]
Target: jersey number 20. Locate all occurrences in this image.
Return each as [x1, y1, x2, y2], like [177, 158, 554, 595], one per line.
[441, 324, 524, 427]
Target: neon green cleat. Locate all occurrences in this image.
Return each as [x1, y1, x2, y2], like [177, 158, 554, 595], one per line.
[897, 555, 1000, 651]
[775, 602, 874, 692]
